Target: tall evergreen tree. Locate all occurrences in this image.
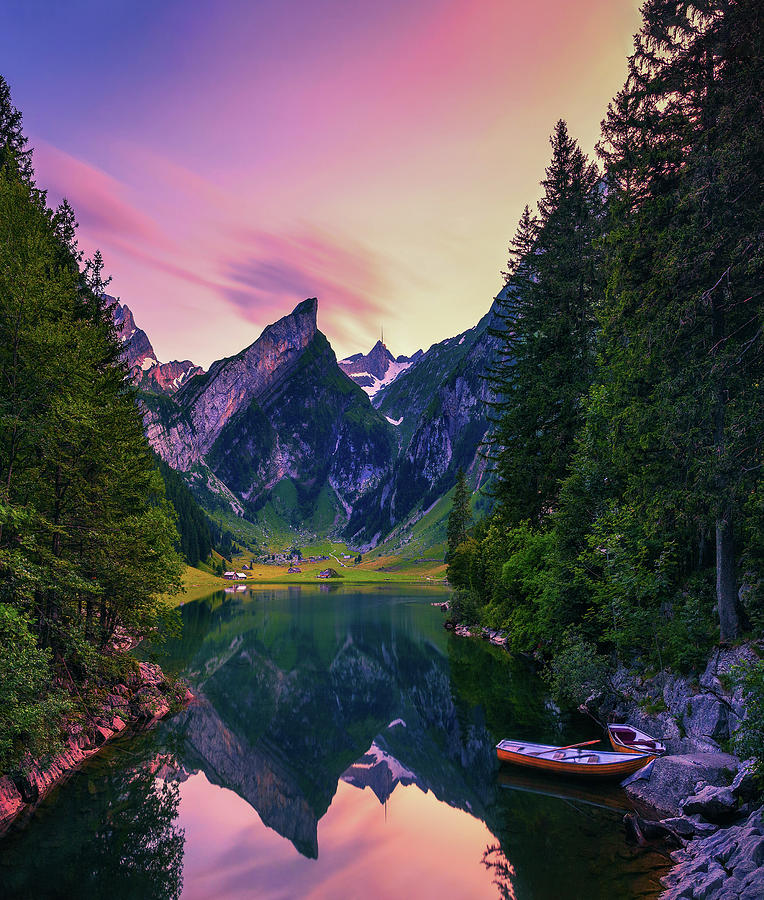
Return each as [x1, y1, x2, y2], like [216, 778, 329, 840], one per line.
[0, 76, 33, 182]
[592, 0, 764, 641]
[0, 77, 183, 767]
[447, 469, 473, 557]
[491, 121, 603, 526]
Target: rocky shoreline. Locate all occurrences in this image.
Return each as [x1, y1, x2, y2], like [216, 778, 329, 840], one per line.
[0, 660, 191, 836]
[597, 644, 764, 899]
[445, 612, 763, 899]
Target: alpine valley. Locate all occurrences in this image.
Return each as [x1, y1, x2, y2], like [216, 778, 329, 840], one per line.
[116, 291, 505, 554]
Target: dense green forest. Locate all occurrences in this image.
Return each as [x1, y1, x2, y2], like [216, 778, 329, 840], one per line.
[449, 1, 763, 680]
[155, 457, 213, 566]
[0, 77, 185, 771]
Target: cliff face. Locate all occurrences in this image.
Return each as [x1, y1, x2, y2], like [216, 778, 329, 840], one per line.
[112, 299, 157, 372]
[176, 298, 319, 459]
[345, 299, 502, 545]
[116, 290, 505, 547]
[140, 298, 394, 527]
[205, 330, 394, 515]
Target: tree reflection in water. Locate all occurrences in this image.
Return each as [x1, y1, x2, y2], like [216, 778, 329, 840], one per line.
[482, 842, 518, 900]
[0, 734, 185, 900]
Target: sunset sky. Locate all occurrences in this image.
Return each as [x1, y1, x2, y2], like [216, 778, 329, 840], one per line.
[2, 0, 642, 367]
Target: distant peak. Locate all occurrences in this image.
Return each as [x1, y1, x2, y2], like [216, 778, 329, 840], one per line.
[369, 339, 394, 361]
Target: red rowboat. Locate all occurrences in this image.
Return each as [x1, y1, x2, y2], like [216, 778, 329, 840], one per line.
[607, 724, 666, 756]
[496, 739, 654, 779]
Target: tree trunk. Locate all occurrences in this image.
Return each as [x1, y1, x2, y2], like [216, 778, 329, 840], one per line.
[716, 511, 738, 643]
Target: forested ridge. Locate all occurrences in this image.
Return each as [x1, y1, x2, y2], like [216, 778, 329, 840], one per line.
[449, 0, 763, 694]
[0, 76, 186, 772]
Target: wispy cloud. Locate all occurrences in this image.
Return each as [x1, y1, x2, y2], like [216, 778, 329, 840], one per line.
[34, 141, 172, 251]
[221, 227, 388, 348]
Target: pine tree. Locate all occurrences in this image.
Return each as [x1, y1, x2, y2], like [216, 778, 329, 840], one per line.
[491, 121, 603, 526]
[592, 0, 764, 642]
[0, 76, 33, 182]
[447, 469, 472, 556]
[0, 76, 184, 762]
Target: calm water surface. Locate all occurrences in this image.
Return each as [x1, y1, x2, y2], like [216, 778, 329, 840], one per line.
[0, 585, 670, 899]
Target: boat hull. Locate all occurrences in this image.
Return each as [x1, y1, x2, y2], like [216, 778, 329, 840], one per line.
[607, 725, 666, 756]
[496, 741, 654, 779]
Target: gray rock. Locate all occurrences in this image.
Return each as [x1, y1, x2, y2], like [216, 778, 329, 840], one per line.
[739, 867, 764, 900]
[684, 693, 730, 747]
[661, 805, 764, 900]
[682, 785, 737, 821]
[693, 862, 727, 900]
[731, 760, 758, 802]
[661, 815, 719, 837]
[624, 753, 739, 817]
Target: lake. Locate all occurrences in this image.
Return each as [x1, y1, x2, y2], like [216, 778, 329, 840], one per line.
[0, 584, 670, 898]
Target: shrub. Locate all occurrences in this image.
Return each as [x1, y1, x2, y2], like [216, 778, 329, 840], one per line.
[0, 606, 70, 772]
[545, 627, 612, 708]
[732, 659, 764, 783]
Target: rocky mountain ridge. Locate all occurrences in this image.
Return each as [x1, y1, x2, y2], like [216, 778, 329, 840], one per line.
[118, 291, 504, 549]
[111, 298, 204, 396]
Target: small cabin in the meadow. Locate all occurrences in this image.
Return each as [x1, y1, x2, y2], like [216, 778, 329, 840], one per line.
[287, 566, 302, 574]
[318, 567, 340, 579]
[235, 572, 248, 579]
[223, 571, 236, 579]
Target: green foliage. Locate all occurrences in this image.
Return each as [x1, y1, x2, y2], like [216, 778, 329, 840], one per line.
[489, 120, 603, 527]
[0, 606, 70, 771]
[733, 660, 764, 782]
[446, 468, 472, 558]
[453, 0, 763, 689]
[156, 457, 213, 566]
[545, 628, 611, 709]
[0, 78, 184, 770]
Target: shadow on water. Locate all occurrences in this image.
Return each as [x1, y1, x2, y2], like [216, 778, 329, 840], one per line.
[0, 585, 670, 899]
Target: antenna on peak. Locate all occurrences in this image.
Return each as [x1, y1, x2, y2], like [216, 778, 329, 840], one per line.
[381, 324, 384, 347]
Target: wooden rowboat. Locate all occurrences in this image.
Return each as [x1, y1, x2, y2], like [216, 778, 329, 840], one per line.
[607, 724, 666, 756]
[496, 739, 654, 779]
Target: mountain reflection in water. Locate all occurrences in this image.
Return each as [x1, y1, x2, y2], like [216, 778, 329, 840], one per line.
[0, 585, 669, 900]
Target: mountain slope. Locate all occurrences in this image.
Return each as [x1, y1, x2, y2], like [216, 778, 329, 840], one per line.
[345, 295, 503, 546]
[140, 299, 394, 540]
[116, 290, 505, 551]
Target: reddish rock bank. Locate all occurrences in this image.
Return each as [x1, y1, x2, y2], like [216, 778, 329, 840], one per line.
[0, 661, 191, 834]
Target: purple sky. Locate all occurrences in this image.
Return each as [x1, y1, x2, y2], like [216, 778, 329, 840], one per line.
[2, 0, 642, 366]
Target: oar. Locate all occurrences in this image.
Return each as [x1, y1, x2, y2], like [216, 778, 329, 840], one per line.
[534, 739, 600, 757]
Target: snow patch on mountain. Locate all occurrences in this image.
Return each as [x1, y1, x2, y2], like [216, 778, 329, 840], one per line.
[339, 340, 421, 398]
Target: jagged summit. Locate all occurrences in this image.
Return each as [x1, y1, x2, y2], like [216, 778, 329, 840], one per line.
[338, 338, 421, 397]
[111, 299, 157, 371]
[109, 297, 204, 395]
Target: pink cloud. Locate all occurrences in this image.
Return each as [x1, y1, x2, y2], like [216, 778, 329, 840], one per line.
[221, 227, 389, 349]
[33, 141, 172, 251]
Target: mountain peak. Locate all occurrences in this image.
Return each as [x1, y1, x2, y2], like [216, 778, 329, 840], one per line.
[292, 297, 318, 318]
[338, 339, 417, 397]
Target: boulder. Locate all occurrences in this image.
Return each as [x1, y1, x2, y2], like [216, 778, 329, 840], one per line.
[136, 661, 165, 687]
[684, 693, 730, 748]
[682, 785, 737, 822]
[700, 645, 761, 693]
[661, 805, 764, 900]
[92, 724, 114, 746]
[731, 760, 758, 802]
[623, 753, 739, 817]
[661, 815, 719, 838]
